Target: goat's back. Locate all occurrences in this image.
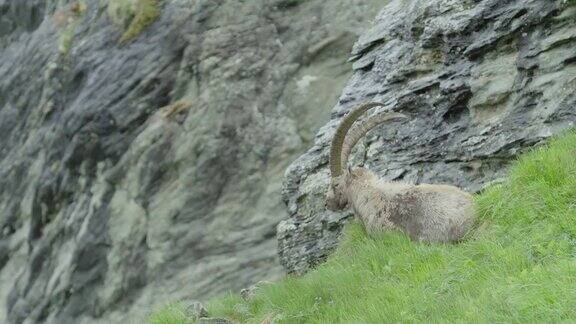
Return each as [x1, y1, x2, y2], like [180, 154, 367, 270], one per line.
[389, 184, 475, 243]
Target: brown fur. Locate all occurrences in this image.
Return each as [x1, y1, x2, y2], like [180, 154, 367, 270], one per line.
[326, 167, 475, 242]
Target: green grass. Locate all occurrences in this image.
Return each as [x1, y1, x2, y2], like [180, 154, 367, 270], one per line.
[108, 0, 161, 43]
[55, 2, 86, 55]
[108, 0, 134, 27]
[58, 21, 78, 55]
[149, 302, 190, 324]
[120, 0, 160, 43]
[151, 130, 576, 323]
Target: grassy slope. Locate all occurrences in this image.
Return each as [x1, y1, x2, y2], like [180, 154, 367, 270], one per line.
[151, 131, 576, 323]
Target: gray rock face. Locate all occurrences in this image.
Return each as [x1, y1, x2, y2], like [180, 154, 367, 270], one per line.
[278, 0, 576, 275]
[0, 0, 386, 323]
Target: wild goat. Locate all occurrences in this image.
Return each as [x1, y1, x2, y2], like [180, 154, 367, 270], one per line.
[326, 102, 475, 243]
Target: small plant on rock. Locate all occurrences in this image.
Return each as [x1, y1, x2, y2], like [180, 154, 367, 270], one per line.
[108, 0, 161, 44]
[53, 2, 86, 55]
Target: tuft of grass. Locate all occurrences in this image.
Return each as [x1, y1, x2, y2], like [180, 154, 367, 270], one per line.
[148, 302, 191, 324]
[54, 2, 86, 55]
[58, 22, 78, 55]
[107, 0, 135, 28]
[151, 130, 576, 323]
[108, 0, 161, 44]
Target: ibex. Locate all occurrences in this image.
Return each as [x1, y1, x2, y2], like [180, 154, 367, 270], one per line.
[326, 102, 475, 243]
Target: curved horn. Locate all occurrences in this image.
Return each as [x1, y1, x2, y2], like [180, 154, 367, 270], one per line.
[329, 102, 386, 178]
[340, 111, 408, 171]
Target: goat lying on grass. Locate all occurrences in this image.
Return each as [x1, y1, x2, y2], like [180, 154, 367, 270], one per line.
[326, 102, 475, 242]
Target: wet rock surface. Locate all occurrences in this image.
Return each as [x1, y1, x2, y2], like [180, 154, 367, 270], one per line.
[278, 0, 576, 275]
[0, 0, 386, 323]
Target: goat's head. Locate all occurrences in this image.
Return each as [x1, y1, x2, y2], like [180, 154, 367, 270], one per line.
[326, 102, 407, 211]
[326, 167, 350, 211]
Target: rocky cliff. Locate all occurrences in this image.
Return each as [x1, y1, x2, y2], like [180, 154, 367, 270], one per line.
[279, 0, 576, 275]
[0, 0, 387, 323]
